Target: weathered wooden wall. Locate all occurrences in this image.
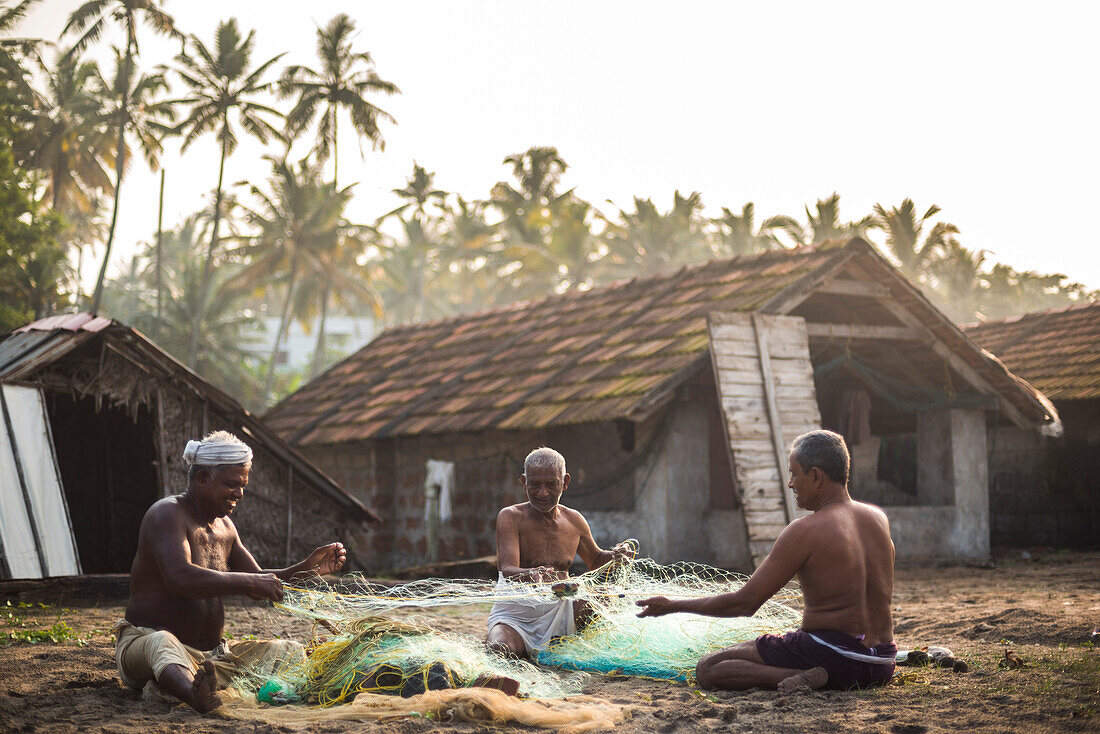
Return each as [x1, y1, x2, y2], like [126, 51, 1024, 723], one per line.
[708, 312, 821, 565]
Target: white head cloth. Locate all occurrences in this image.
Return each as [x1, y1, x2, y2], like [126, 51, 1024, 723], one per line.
[182, 439, 253, 466]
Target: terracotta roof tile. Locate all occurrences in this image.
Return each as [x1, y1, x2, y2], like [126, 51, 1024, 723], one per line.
[963, 302, 1100, 401]
[266, 240, 1054, 444]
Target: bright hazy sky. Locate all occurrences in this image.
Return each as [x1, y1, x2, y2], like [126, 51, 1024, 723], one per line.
[19, 1, 1100, 290]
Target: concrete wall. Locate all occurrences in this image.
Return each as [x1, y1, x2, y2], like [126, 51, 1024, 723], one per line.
[302, 392, 754, 572]
[987, 398, 1100, 548]
[884, 408, 989, 561]
[586, 398, 751, 570]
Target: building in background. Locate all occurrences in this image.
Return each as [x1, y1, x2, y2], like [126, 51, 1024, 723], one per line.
[964, 302, 1100, 549]
[266, 239, 1056, 572]
[244, 315, 377, 374]
[0, 314, 380, 579]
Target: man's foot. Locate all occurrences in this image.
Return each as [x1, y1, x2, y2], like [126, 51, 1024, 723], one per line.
[189, 661, 222, 713]
[777, 667, 827, 694]
[471, 674, 521, 696]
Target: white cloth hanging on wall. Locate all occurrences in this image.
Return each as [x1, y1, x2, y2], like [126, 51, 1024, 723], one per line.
[424, 459, 454, 523]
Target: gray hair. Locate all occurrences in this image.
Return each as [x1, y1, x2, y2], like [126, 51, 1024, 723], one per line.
[523, 447, 566, 477]
[187, 430, 252, 484]
[789, 430, 849, 484]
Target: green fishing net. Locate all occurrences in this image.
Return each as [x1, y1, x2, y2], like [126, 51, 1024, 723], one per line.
[235, 551, 800, 704]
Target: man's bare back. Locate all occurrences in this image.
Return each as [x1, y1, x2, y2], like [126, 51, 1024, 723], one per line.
[790, 499, 894, 647]
[636, 430, 896, 692]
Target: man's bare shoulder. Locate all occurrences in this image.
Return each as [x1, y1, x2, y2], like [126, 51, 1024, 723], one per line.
[851, 500, 890, 524]
[144, 496, 187, 522]
[557, 505, 588, 525]
[496, 503, 531, 524]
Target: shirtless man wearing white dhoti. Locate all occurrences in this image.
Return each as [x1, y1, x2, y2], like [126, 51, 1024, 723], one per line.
[486, 447, 634, 659]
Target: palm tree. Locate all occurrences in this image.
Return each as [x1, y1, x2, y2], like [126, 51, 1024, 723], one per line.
[62, 0, 179, 312]
[377, 162, 447, 322]
[433, 195, 506, 308]
[778, 193, 874, 247]
[100, 212, 261, 402]
[491, 146, 569, 246]
[87, 48, 173, 311]
[603, 190, 709, 277]
[712, 202, 791, 257]
[927, 241, 986, 322]
[19, 49, 111, 215]
[169, 18, 284, 367]
[488, 147, 612, 297]
[230, 156, 373, 398]
[872, 198, 960, 279]
[1, 0, 48, 95]
[280, 13, 398, 189]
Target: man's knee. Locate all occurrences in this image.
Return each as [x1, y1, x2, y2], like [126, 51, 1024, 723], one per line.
[487, 624, 526, 658]
[123, 630, 193, 689]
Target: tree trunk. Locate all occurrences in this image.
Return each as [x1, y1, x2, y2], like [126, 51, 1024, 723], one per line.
[264, 263, 298, 403]
[331, 106, 338, 192]
[309, 283, 330, 377]
[90, 81, 130, 313]
[156, 168, 165, 338]
[188, 122, 228, 367]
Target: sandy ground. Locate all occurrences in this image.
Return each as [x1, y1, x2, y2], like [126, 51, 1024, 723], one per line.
[1, 552, 1098, 733]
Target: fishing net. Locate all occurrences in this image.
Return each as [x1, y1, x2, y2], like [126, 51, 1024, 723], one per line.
[233, 548, 800, 707]
[214, 686, 626, 733]
[534, 557, 801, 680]
[231, 615, 584, 704]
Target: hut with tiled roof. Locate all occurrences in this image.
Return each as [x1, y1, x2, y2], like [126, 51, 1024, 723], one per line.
[267, 239, 1057, 571]
[964, 301, 1100, 548]
[0, 314, 379, 580]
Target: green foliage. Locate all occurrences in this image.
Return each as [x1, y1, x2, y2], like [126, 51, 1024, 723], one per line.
[0, 104, 67, 330]
[2, 600, 88, 646]
[4, 5, 1093, 406]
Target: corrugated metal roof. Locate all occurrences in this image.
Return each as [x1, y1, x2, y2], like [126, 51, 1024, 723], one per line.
[14, 313, 112, 333]
[267, 239, 1055, 445]
[963, 301, 1100, 401]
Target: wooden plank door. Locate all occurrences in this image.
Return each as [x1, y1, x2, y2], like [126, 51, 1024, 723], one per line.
[707, 312, 822, 566]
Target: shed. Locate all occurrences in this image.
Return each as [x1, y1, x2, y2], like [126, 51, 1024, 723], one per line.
[267, 239, 1056, 571]
[0, 314, 380, 580]
[964, 302, 1100, 548]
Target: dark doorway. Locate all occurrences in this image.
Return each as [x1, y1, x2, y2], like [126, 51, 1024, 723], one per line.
[46, 393, 159, 573]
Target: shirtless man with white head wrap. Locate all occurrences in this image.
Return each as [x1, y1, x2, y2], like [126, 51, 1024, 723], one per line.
[114, 431, 347, 712]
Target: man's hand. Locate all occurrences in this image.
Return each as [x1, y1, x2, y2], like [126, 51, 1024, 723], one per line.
[248, 573, 284, 602]
[304, 542, 346, 576]
[611, 540, 637, 563]
[636, 595, 680, 618]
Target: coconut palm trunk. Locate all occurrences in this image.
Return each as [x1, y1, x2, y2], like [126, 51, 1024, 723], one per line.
[188, 121, 228, 367]
[265, 260, 299, 398]
[90, 110, 127, 312]
[309, 282, 330, 377]
[90, 43, 132, 313]
[309, 108, 338, 375]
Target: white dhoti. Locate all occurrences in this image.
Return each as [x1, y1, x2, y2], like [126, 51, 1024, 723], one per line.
[486, 573, 575, 653]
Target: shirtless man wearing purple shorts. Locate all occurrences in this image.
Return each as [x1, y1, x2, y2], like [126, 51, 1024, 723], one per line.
[636, 430, 896, 693]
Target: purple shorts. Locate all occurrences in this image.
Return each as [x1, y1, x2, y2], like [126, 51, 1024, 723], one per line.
[756, 629, 897, 689]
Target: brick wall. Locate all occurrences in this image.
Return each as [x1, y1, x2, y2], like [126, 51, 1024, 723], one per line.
[988, 398, 1100, 549]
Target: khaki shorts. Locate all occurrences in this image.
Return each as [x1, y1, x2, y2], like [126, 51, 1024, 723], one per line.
[113, 620, 305, 702]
